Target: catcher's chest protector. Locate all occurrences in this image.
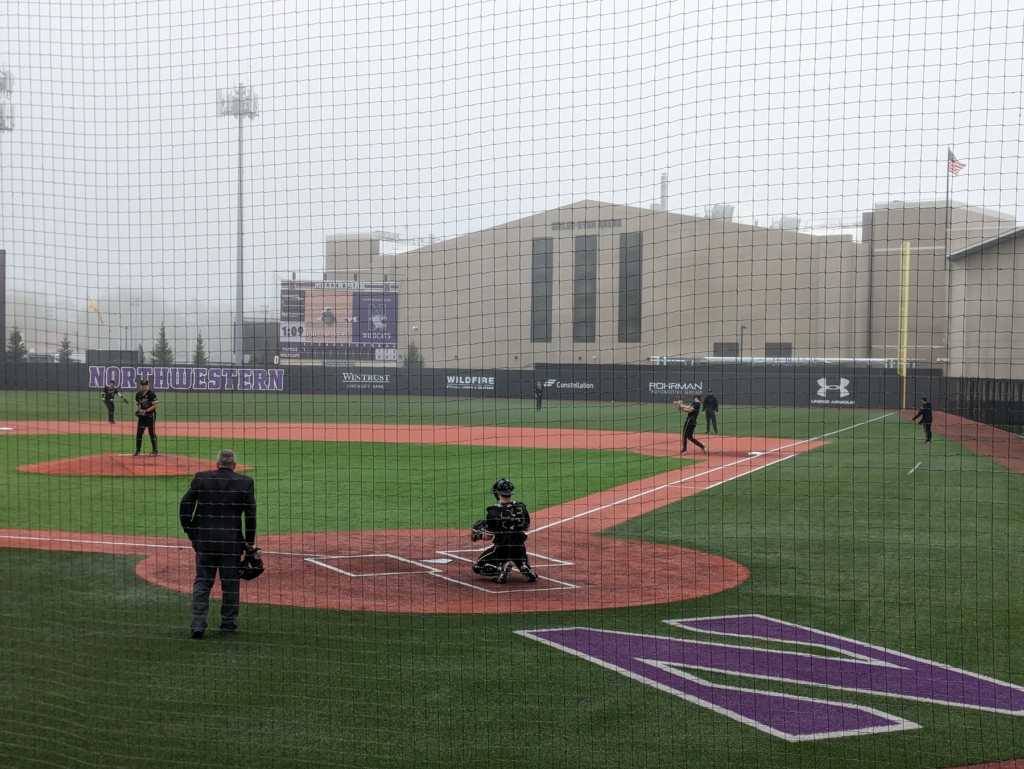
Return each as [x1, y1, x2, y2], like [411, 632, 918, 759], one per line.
[494, 502, 527, 531]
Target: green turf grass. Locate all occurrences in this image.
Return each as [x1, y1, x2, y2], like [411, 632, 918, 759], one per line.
[3, 397, 1024, 767]
[0, 389, 873, 438]
[0, 434, 693, 537]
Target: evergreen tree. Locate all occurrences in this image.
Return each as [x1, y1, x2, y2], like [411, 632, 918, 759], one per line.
[137, 344, 145, 365]
[149, 324, 174, 365]
[56, 334, 74, 363]
[6, 325, 27, 362]
[192, 331, 209, 366]
[404, 341, 425, 369]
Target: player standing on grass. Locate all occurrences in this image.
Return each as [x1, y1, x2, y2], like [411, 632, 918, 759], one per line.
[133, 379, 159, 456]
[703, 390, 719, 435]
[470, 479, 537, 584]
[674, 395, 708, 455]
[912, 397, 933, 443]
[100, 379, 129, 425]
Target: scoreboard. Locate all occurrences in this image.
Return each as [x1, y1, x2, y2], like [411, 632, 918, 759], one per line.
[279, 280, 398, 360]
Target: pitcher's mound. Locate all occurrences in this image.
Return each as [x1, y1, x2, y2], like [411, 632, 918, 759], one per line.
[17, 454, 253, 477]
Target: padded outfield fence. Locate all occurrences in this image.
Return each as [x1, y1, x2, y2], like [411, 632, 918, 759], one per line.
[4, 1, 1024, 768]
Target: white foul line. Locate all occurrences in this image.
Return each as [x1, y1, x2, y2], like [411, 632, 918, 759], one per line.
[532, 412, 896, 534]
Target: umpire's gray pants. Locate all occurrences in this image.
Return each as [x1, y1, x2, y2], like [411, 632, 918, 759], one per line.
[191, 551, 241, 632]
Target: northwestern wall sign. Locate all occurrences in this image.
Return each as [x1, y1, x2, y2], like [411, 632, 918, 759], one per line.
[520, 614, 1024, 741]
[89, 366, 285, 391]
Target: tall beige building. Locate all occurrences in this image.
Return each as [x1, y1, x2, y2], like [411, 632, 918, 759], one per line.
[321, 199, 1015, 372]
[947, 226, 1024, 379]
[861, 201, 1014, 365]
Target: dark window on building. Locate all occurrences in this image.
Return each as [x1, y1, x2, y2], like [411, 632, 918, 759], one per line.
[573, 235, 599, 342]
[765, 342, 793, 358]
[617, 232, 643, 343]
[531, 238, 554, 342]
[714, 342, 740, 357]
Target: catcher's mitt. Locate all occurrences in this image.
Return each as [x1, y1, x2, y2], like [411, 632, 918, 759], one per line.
[470, 518, 490, 542]
[239, 548, 265, 581]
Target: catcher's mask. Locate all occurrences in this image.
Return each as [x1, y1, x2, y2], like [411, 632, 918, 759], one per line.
[239, 548, 265, 581]
[491, 478, 515, 500]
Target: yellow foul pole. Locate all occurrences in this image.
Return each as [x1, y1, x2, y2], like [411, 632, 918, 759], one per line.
[897, 241, 911, 409]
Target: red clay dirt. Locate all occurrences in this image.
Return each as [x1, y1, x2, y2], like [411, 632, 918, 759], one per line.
[0, 422, 825, 614]
[17, 453, 253, 476]
[901, 409, 1024, 474]
[0, 419, 813, 458]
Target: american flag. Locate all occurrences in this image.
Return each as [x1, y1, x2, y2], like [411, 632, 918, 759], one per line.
[948, 149, 966, 176]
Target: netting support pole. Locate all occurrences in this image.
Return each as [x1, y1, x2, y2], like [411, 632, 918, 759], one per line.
[235, 111, 244, 366]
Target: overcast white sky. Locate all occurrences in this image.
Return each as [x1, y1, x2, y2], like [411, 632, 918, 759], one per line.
[1, 0, 1022, 327]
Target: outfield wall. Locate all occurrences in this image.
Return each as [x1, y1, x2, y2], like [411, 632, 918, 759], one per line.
[1, 361, 946, 411]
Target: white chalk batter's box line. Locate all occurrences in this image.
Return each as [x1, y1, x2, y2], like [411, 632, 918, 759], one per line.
[305, 551, 579, 593]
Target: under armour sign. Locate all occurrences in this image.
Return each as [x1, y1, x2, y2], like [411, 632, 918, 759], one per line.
[811, 377, 855, 406]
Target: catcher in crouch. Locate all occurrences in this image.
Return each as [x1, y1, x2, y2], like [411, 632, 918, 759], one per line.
[470, 479, 537, 584]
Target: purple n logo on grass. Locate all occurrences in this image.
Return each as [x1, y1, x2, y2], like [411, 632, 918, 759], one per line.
[518, 614, 1024, 741]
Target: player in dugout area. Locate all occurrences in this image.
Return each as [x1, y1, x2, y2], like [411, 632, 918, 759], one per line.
[133, 379, 159, 457]
[470, 479, 537, 584]
[100, 379, 129, 425]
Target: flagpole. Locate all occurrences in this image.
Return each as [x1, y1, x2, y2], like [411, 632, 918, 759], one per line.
[945, 147, 951, 262]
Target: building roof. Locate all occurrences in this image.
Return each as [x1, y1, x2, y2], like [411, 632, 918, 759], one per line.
[948, 224, 1024, 262]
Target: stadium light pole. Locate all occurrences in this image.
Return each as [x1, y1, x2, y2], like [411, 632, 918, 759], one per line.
[0, 69, 12, 364]
[216, 83, 260, 365]
[0, 68, 12, 133]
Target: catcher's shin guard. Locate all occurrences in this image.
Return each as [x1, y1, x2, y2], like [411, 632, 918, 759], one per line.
[473, 562, 500, 576]
[492, 561, 514, 584]
[517, 560, 538, 583]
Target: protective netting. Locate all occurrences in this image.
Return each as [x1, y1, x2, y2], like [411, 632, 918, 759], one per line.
[2, 2, 1024, 767]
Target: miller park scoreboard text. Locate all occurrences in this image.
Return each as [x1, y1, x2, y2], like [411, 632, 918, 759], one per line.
[279, 280, 399, 361]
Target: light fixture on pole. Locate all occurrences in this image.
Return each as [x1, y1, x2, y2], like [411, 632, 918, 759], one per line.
[0, 68, 12, 133]
[216, 83, 260, 365]
[0, 67, 12, 134]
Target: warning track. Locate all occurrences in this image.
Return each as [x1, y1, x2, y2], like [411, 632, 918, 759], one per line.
[0, 421, 825, 613]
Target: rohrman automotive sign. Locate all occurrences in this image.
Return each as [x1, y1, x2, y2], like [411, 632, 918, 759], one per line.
[648, 380, 703, 395]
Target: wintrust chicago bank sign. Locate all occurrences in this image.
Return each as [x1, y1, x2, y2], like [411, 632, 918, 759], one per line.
[340, 372, 391, 390]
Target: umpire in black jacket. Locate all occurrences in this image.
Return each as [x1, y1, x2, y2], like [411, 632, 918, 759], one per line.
[179, 449, 257, 639]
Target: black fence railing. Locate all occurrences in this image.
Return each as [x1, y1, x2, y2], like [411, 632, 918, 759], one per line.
[942, 377, 1024, 435]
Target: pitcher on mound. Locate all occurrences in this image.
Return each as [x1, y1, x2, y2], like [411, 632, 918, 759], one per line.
[470, 479, 537, 584]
